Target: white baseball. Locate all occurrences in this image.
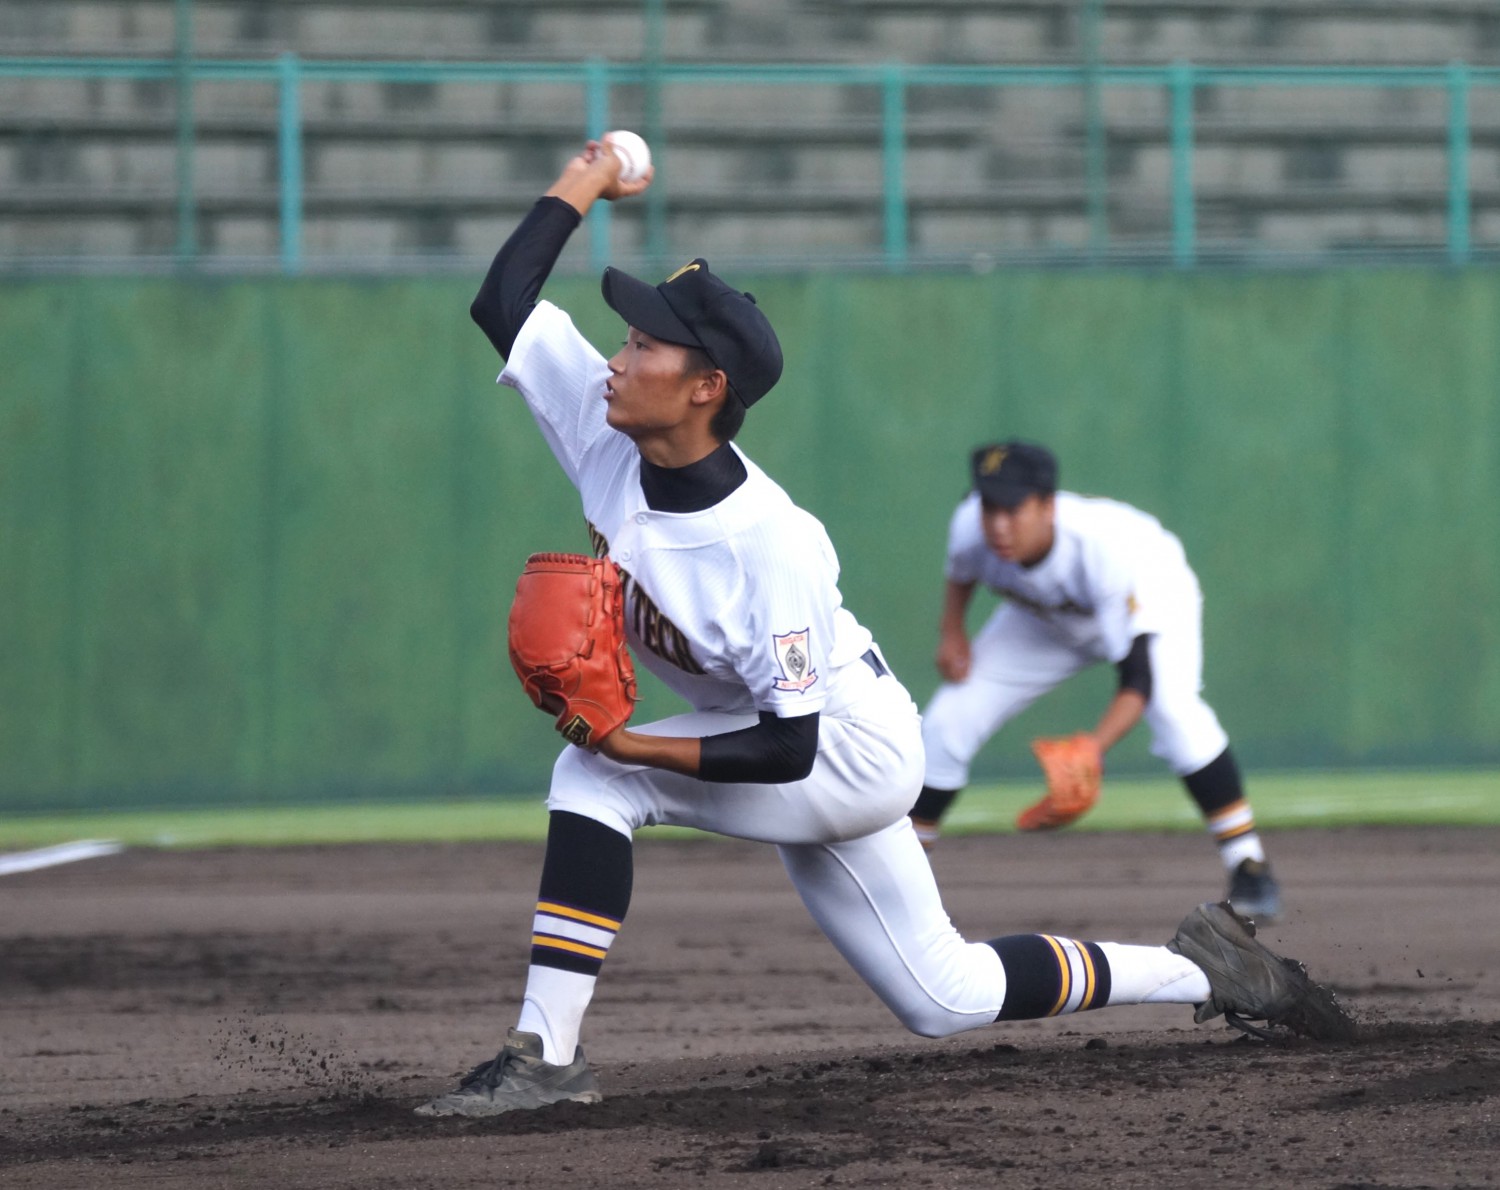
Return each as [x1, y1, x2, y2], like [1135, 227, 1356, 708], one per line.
[604, 129, 651, 183]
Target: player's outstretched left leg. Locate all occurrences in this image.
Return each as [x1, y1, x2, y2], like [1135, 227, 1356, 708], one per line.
[788, 819, 1352, 1043]
[414, 1028, 602, 1118]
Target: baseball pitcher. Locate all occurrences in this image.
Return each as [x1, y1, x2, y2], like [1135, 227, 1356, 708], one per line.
[413, 141, 1345, 1118]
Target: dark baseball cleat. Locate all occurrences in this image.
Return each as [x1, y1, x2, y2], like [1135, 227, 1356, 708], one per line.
[1226, 858, 1283, 923]
[1167, 901, 1356, 1041]
[414, 1028, 602, 1117]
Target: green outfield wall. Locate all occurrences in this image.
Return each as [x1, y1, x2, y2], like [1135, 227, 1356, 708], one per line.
[3, 270, 1498, 812]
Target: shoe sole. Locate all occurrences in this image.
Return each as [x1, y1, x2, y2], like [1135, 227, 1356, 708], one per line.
[1277, 974, 1358, 1042]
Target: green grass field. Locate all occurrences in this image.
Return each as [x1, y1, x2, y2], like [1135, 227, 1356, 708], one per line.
[0, 769, 1494, 852]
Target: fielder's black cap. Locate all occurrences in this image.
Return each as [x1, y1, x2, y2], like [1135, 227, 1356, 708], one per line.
[601, 258, 784, 406]
[971, 440, 1058, 508]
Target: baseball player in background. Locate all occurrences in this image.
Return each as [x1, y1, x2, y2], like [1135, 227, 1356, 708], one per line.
[909, 441, 1282, 920]
[414, 139, 1337, 1118]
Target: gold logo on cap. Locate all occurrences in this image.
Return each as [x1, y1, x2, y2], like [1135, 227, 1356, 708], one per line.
[978, 446, 1009, 476]
[664, 261, 701, 284]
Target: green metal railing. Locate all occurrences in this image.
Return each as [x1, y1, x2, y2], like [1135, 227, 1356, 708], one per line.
[3, 54, 1499, 272]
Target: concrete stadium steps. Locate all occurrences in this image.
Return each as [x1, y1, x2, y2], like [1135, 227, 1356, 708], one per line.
[3, 1, 1498, 64]
[4, 1, 1500, 262]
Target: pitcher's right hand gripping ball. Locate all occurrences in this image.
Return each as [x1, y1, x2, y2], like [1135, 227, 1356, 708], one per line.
[602, 129, 651, 183]
[1018, 732, 1102, 831]
[508, 553, 639, 749]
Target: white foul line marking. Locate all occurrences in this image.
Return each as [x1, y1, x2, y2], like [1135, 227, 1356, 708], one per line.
[0, 839, 124, 877]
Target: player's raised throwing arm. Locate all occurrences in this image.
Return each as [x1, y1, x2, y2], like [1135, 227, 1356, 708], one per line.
[470, 140, 653, 359]
[479, 141, 818, 786]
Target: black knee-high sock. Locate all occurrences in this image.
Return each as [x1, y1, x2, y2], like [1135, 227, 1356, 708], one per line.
[910, 785, 961, 822]
[530, 810, 633, 976]
[1181, 747, 1243, 816]
[987, 934, 1114, 1019]
[1181, 748, 1265, 864]
[909, 786, 962, 849]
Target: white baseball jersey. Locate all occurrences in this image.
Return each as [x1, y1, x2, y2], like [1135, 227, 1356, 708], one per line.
[500, 299, 875, 719]
[924, 490, 1228, 786]
[945, 490, 1198, 664]
[492, 297, 1036, 1042]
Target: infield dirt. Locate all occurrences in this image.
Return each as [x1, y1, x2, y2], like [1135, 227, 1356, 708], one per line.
[2, 825, 1496, 1188]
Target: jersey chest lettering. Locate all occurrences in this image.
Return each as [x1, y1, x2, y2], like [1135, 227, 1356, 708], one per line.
[996, 584, 1092, 619]
[588, 521, 708, 676]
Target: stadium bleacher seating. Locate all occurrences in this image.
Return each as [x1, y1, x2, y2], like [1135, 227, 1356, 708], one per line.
[2, 0, 1498, 263]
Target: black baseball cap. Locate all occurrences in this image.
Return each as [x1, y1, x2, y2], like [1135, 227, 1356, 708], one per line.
[971, 440, 1058, 508]
[601, 258, 784, 406]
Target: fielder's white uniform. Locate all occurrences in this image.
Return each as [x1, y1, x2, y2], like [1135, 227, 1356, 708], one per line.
[500, 300, 1011, 1037]
[923, 491, 1230, 791]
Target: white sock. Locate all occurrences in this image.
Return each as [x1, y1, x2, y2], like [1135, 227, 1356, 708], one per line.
[515, 966, 597, 1063]
[1099, 942, 1212, 1005]
[1206, 800, 1266, 870]
[1219, 833, 1266, 871]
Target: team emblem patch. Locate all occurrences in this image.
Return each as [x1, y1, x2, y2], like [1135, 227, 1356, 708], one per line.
[771, 628, 819, 693]
[978, 445, 1009, 476]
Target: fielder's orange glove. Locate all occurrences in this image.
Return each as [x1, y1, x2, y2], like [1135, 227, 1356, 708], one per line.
[1017, 733, 1103, 831]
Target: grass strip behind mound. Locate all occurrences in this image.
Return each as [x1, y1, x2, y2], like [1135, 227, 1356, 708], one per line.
[0, 768, 1494, 851]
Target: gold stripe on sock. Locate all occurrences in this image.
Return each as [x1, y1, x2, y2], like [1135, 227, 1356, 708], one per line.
[536, 901, 622, 931]
[1076, 940, 1098, 1010]
[1207, 799, 1249, 827]
[1041, 935, 1072, 1016]
[532, 934, 608, 960]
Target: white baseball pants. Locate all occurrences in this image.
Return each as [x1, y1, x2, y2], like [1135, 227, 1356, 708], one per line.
[922, 599, 1230, 792]
[546, 661, 1007, 1037]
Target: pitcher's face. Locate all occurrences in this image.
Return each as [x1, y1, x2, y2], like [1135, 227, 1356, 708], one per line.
[604, 328, 702, 439]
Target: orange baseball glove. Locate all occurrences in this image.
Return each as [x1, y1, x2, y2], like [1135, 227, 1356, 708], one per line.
[1017, 733, 1103, 831]
[507, 553, 638, 749]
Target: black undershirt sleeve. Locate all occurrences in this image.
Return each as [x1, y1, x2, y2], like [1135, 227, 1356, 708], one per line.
[470, 196, 582, 359]
[698, 711, 820, 784]
[1114, 633, 1154, 701]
